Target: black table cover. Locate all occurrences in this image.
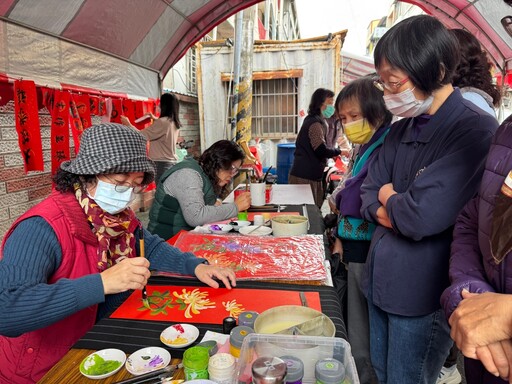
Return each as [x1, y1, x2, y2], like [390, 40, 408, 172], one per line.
[73, 277, 346, 359]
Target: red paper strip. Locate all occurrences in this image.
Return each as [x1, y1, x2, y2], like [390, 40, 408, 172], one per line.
[110, 285, 321, 323]
[50, 91, 71, 174]
[170, 232, 327, 282]
[69, 96, 84, 154]
[111, 98, 122, 123]
[133, 100, 147, 130]
[14, 80, 44, 172]
[75, 94, 92, 130]
[122, 99, 135, 124]
[89, 96, 99, 116]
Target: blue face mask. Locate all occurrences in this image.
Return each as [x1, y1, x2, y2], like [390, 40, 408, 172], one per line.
[90, 179, 135, 214]
[322, 104, 335, 118]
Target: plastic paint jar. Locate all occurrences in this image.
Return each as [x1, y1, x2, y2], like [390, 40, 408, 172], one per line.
[315, 358, 346, 384]
[238, 311, 259, 328]
[280, 355, 304, 384]
[229, 325, 254, 358]
[252, 356, 287, 384]
[208, 352, 236, 384]
[183, 346, 210, 381]
[223, 316, 237, 334]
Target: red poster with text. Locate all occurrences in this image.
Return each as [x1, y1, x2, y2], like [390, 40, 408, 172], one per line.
[50, 91, 71, 174]
[13, 80, 44, 172]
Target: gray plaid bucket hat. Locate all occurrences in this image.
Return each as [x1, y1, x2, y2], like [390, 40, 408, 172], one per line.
[61, 123, 156, 185]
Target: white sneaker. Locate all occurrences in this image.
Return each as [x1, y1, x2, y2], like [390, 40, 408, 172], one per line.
[436, 365, 462, 384]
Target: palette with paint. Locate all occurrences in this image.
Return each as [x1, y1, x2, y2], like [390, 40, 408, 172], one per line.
[160, 323, 200, 348]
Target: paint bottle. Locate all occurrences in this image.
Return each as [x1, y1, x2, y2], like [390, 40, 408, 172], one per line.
[183, 346, 210, 381]
[223, 316, 237, 334]
[238, 311, 259, 328]
[208, 352, 236, 384]
[315, 358, 346, 384]
[252, 356, 287, 384]
[229, 325, 254, 358]
[280, 355, 304, 384]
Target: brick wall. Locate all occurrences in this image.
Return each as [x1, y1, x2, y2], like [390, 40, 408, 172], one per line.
[0, 96, 201, 242]
[176, 95, 201, 159]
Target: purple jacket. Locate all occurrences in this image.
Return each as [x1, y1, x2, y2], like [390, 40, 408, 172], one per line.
[441, 116, 512, 384]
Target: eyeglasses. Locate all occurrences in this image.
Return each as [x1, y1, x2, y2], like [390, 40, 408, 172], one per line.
[102, 175, 147, 194]
[373, 76, 409, 92]
[230, 164, 241, 175]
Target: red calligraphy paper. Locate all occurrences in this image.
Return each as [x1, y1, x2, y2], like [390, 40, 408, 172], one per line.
[111, 98, 122, 123]
[14, 80, 44, 172]
[133, 100, 147, 130]
[122, 99, 135, 124]
[110, 286, 321, 323]
[89, 96, 99, 116]
[69, 95, 84, 154]
[75, 94, 92, 130]
[50, 91, 71, 174]
[167, 232, 327, 282]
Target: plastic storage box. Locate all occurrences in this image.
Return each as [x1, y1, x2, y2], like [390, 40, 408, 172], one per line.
[235, 334, 359, 384]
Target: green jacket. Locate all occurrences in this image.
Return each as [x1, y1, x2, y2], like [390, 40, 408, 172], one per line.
[148, 159, 217, 240]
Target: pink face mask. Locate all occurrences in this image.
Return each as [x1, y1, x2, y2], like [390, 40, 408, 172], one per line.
[384, 88, 434, 117]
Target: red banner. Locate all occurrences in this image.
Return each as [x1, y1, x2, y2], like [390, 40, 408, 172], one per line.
[13, 80, 44, 172]
[89, 96, 99, 116]
[111, 286, 321, 323]
[69, 95, 84, 154]
[110, 98, 122, 123]
[50, 91, 70, 174]
[75, 94, 92, 131]
[122, 99, 135, 124]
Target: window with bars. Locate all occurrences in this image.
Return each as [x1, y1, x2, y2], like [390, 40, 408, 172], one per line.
[225, 77, 298, 139]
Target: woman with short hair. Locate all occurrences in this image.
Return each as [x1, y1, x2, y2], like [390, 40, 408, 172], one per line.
[360, 15, 499, 382]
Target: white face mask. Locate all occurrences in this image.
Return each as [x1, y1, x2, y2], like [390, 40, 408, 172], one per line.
[90, 179, 135, 214]
[384, 87, 434, 117]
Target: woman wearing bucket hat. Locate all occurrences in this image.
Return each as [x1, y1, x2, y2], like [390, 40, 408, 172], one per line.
[0, 123, 236, 384]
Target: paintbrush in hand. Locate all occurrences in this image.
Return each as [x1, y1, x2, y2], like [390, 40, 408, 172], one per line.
[138, 224, 150, 309]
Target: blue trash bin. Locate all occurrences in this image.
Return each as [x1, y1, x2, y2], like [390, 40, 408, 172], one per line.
[276, 143, 296, 184]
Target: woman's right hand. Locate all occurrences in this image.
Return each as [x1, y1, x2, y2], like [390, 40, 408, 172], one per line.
[100, 257, 151, 295]
[235, 192, 251, 212]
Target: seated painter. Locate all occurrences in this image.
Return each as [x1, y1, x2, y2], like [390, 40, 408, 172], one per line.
[0, 123, 236, 384]
[148, 139, 251, 240]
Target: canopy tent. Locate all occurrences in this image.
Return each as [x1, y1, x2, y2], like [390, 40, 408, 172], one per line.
[402, 0, 512, 83]
[0, 0, 260, 96]
[1, 0, 511, 91]
[341, 51, 375, 85]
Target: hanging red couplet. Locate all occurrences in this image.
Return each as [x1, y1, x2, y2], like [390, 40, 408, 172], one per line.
[89, 96, 99, 116]
[50, 91, 70, 175]
[110, 98, 122, 123]
[14, 80, 44, 172]
[69, 95, 84, 154]
[122, 98, 135, 124]
[75, 94, 92, 130]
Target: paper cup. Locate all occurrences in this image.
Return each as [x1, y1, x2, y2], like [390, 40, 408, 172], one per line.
[250, 183, 266, 206]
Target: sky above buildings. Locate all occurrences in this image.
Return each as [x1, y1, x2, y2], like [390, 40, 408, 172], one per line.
[295, 0, 393, 57]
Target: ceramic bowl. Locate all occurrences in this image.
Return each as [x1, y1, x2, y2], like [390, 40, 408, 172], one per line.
[125, 346, 171, 376]
[239, 225, 273, 236]
[160, 323, 200, 348]
[79, 348, 126, 380]
[228, 220, 251, 231]
[207, 224, 233, 234]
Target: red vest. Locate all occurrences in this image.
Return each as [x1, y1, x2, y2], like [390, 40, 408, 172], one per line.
[0, 191, 99, 384]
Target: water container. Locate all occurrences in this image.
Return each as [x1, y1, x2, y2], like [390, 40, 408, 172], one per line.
[276, 143, 295, 184]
